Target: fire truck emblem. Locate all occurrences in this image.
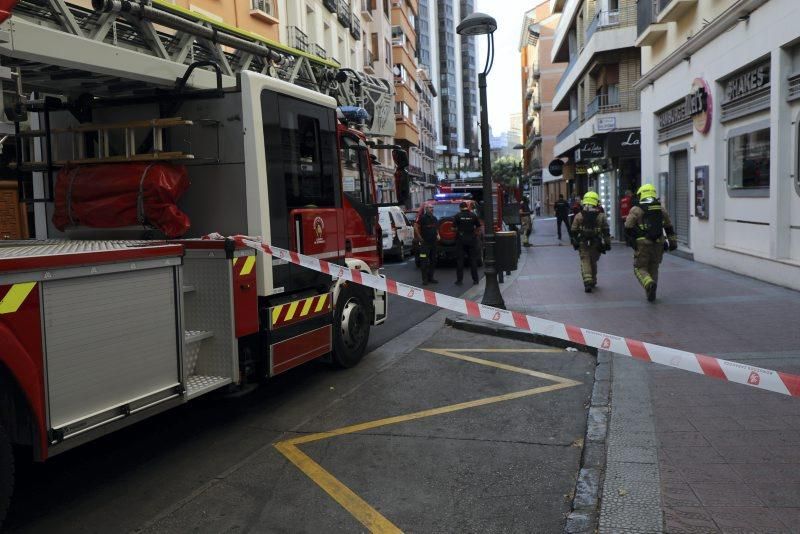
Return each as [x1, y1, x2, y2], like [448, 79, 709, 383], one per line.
[747, 371, 760, 385]
[313, 217, 325, 244]
[601, 337, 611, 349]
[491, 311, 502, 321]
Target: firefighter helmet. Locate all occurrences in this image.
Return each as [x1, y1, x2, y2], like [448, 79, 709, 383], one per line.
[582, 191, 600, 207]
[638, 183, 657, 201]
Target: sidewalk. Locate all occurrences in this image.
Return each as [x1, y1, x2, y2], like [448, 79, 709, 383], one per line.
[505, 218, 800, 533]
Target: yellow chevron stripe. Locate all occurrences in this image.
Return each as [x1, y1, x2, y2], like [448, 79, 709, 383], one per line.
[240, 256, 256, 276]
[0, 282, 37, 315]
[233, 258, 239, 266]
[314, 294, 328, 313]
[272, 305, 283, 325]
[300, 296, 314, 317]
[285, 300, 300, 321]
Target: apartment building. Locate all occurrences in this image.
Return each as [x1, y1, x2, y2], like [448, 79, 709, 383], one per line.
[519, 2, 568, 215]
[415, 68, 439, 184]
[417, 0, 479, 179]
[636, 0, 800, 290]
[551, 0, 642, 236]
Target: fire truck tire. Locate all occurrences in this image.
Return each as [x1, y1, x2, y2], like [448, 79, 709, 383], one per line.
[0, 423, 13, 525]
[332, 285, 371, 368]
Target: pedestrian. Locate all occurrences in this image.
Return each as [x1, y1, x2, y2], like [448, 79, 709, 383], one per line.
[453, 201, 481, 285]
[570, 192, 611, 293]
[619, 189, 633, 233]
[520, 196, 533, 247]
[553, 194, 570, 241]
[624, 183, 678, 302]
[414, 204, 440, 285]
[535, 200, 541, 217]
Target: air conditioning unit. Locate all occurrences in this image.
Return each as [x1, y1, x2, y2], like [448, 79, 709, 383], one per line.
[251, 0, 273, 15]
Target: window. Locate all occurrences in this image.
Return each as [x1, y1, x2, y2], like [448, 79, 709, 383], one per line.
[340, 135, 373, 204]
[282, 114, 335, 207]
[728, 126, 770, 195]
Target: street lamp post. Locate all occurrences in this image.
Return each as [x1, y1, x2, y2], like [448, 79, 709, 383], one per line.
[457, 12, 505, 309]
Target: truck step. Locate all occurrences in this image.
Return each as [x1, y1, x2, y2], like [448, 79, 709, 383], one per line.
[185, 375, 231, 399]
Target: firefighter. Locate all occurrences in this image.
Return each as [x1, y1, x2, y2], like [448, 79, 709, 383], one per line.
[520, 195, 533, 247]
[624, 183, 678, 302]
[453, 201, 481, 285]
[571, 191, 611, 293]
[415, 204, 440, 285]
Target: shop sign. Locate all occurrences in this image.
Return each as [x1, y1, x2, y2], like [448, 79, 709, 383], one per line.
[577, 138, 604, 161]
[607, 130, 641, 157]
[657, 78, 711, 135]
[595, 116, 616, 133]
[723, 61, 770, 104]
[548, 159, 565, 176]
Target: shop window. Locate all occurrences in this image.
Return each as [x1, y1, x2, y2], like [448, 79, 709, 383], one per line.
[727, 124, 770, 197]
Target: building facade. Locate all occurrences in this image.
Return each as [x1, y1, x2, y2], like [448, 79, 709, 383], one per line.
[519, 2, 568, 215]
[417, 0, 479, 180]
[550, 0, 642, 236]
[636, 0, 800, 290]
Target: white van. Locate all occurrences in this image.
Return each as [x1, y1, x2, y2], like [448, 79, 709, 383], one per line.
[378, 206, 414, 260]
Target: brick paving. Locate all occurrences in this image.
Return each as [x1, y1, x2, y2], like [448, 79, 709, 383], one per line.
[505, 217, 800, 533]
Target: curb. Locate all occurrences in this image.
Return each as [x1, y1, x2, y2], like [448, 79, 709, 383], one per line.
[444, 317, 597, 355]
[565, 350, 611, 534]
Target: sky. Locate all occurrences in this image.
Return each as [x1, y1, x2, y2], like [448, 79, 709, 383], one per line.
[476, 0, 533, 135]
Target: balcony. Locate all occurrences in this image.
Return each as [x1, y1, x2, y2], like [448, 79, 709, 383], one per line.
[584, 90, 640, 120]
[363, 47, 375, 73]
[313, 43, 327, 59]
[350, 15, 361, 40]
[337, 0, 351, 28]
[554, 56, 577, 96]
[250, 0, 279, 23]
[288, 26, 309, 53]
[636, 0, 668, 46]
[556, 117, 581, 143]
[586, 5, 636, 43]
[656, 0, 697, 23]
[361, 0, 373, 22]
[323, 0, 337, 14]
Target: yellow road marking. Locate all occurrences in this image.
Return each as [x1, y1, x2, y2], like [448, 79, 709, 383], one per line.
[274, 348, 582, 532]
[314, 293, 328, 312]
[300, 296, 314, 317]
[0, 282, 37, 315]
[284, 300, 300, 321]
[240, 256, 256, 276]
[271, 305, 282, 324]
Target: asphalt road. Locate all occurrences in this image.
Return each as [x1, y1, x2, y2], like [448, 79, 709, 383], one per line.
[3, 258, 593, 533]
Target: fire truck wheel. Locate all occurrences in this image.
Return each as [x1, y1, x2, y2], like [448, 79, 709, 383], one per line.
[0, 423, 13, 525]
[333, 285, 371, 368]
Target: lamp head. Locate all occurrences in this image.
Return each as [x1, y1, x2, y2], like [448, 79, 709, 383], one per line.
[456, 12, 497, 36]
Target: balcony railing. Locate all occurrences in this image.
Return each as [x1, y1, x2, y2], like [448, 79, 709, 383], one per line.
[637, 0, 658, 36]
[363, 47, 374, 70]
[554, 55, 577, 95]
[556, 117, 581, 143]
[288, 26, 309, 52]
[337, 0, 351, 28]
[313, 43, 327, 59]
[584, 90, 640, 120]
[323, 0, 337, 14]
[586, 5, 636, 42]
[350, 15, 361, 40]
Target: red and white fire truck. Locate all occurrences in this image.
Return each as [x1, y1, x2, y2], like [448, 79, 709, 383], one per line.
[0, 0, 403, 522]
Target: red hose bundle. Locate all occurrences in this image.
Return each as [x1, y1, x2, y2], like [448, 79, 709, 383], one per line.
[52, 163, 191, 238]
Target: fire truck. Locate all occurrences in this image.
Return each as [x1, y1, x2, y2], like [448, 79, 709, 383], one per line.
[0, 0, 403, 523]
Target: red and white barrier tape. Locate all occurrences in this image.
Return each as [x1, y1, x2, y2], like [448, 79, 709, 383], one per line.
[226, 235, 800, 398]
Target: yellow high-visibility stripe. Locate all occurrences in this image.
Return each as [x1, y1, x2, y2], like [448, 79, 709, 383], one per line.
[271, 305, 283, 325]
[233, 258, 239, 266]
[240, 256, 256, 276]
[284, 300, 300, 321]
[300, 296, 314, 317]
[314, 294, 328, 313]
[0, 282, 37, 315]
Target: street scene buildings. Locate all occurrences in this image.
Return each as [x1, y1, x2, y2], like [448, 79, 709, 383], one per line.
[0, 1, 799, 533]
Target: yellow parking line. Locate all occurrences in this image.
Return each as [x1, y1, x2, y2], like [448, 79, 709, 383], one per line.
[274, 348, 582, 532]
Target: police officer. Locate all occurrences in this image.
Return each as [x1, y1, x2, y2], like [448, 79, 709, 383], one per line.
[453, 201, 481, 285]
[554, 194, 571, 241]
[414, 204, 440, 285]
[624, 183, 678, 302]
[571, 192, 610, 293]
